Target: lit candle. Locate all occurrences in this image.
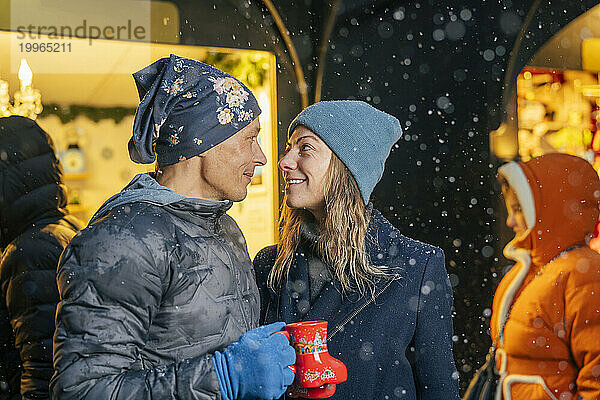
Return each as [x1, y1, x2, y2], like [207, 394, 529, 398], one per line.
[18, 59, 33, 90]
[12, 59, 42, 119]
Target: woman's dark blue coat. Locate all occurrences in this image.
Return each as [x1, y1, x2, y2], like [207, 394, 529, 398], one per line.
[253, 210, 460, 400]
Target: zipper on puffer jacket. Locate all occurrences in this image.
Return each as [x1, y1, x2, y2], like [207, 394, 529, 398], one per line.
[329, 278, 395, 340]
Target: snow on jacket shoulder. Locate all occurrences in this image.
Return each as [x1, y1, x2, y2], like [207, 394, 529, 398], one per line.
[51, 192, 259, 400]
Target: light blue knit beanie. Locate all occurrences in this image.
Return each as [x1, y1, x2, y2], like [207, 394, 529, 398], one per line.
[288, 100, 402, 205]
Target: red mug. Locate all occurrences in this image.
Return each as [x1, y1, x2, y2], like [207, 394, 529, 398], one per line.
[275, 331, 336, 399]
[277, 320, 347, 398]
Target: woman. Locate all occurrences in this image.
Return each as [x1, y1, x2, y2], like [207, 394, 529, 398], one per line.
[254, 100, 460, 399]
[492, 153, 600, 399]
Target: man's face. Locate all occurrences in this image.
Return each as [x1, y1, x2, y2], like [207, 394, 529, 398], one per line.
[198, 118, 266, 202]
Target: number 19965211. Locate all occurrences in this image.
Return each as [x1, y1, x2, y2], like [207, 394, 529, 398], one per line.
[19, 42, 72, 52]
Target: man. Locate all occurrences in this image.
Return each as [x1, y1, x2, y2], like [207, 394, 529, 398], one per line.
[51, 55, 295, 400]
[0, 116, 83, 400]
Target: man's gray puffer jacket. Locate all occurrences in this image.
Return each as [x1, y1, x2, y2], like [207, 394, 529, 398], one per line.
[50, 174, 259, 399]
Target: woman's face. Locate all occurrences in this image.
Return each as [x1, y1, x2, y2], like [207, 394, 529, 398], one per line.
[503, 186, 528, 237]
[278, 125, 332, 217]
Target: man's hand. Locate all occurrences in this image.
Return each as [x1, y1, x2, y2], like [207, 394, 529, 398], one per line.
[212, 322, 296, 400]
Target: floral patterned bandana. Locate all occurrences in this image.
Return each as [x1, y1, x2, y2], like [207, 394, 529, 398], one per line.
[129, 54, 261, 166]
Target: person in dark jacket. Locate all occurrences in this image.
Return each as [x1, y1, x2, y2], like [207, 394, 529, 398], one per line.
[0, 116, 83, 400]
[51, 55, 295, 400]
[254, 101, 460, 400]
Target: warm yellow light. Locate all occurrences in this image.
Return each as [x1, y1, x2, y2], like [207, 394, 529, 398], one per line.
[580, 85, 600, 98]
[523, 71, 532, 80]
[568, 110, 583, 125]
[582, 39, 600, 72]
[593, 131, 600, 152]
[18, 59, 33, 87]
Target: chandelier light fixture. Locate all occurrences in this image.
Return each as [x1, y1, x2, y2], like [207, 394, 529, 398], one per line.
[0, 59, 43, 120]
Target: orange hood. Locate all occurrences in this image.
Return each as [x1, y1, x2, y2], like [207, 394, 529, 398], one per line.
[499, 153, 600, 267]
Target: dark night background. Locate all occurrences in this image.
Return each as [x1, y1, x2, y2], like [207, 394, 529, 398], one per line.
[170, 0, 600, 392]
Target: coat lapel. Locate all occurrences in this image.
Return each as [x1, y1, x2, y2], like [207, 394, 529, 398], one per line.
[276, 261, 396, 333]
[303, 277, 347, 324]
[274, 210, 401, 329]
[276, 246, 349, 325]
[279, 249, 311, 323]
[310, 275, 396, 335]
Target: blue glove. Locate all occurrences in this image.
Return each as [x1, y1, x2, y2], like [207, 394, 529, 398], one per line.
[212, 322, 296, 400]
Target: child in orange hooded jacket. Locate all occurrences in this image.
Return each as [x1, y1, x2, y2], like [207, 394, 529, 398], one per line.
[492, 153, 600, 400]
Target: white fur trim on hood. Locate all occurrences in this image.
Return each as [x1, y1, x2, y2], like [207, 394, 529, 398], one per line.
[498, 162, 536, 229]
[496, 243, 532, 347]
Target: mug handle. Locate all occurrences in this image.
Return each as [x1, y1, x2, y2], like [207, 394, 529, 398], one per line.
[275, 330, 296, 373]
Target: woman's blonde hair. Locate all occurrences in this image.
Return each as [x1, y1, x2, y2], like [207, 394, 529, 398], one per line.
[268, 153, 389, 295]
